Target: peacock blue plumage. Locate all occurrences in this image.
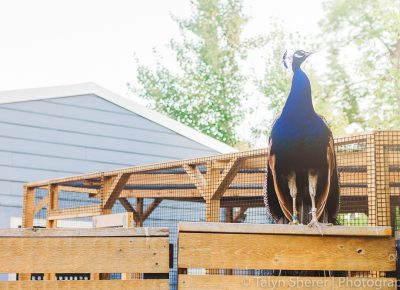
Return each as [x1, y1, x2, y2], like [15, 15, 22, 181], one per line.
[264, 50, 340, 228]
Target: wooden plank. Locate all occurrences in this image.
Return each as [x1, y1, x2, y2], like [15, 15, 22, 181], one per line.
[339, 172, 367, 184]
[179, 275, 397, 290]
[103, 173, 131, 209]
[48, 205, 102, 220]
[47, 184, 59, 229]
[92, 212, 133, 228]
[179, 222, 393, 236]
[25, 149, 268, 188]
[121, 188, 262, 199]
[340, 187, 368, 196]
[1, 280, 169, 289]
[366, 133, 377, 226]
[0, 236, 169, 273]
[212, 158, 242, 199]
[183, 164, 206, 196]
[178, 232, 396, 271]
[22, 186, 35, 228]
[336, 151, 367, 167]
[126, 172, 266, 185]
[58, 186, 98, 194]
[0, 227, 169, 237]
[34, 196, 49, 214]
[232, 207, 248, 223]
[142, 198, 162, 221]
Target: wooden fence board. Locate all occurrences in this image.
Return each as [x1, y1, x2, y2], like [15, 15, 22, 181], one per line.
[179, 275, 397, 290]
[178, 233, 395, 271]
[179, 222, 393, 236]
[2, 280, 169, 290]
[0, 228, 168, 237]
[0, 236, 169, 273]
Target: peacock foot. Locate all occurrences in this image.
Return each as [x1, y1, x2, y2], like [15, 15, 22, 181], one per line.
[308, 218, 323, 235]
[308, 219, 334, 235]
[290, 216, 299, 225]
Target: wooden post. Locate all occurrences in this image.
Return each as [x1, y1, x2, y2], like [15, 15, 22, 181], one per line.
[135, 198, 144, 227]
[20, 185, 35, 281]
[47, 184, 59, 229]
[22, 186, 35, 229]
[366, 133, 377, 226]
[374, 131, 391, 227]
[45, 184, 58, 281]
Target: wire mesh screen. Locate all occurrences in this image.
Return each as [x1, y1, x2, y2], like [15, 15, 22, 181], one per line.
[22, 130, 400, 287]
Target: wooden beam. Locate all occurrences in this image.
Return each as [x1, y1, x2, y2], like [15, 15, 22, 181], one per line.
[212, 158, 242, 200]
[92, 212, 134, 228]
[183, 164, 206, 197]
[142, 199, 162, 221]
[103, 173, 131, 210]
[232, 207, 248, 223]
[0, 236, 170, 273]
[118, 197, 140, 223]
[58, 186, 98, 194]
[178, 222, 393, 236]
[47, 184, 59, 229]
[366, 133, 377, 226]
[178, 232, 396, 271]
[34, 196, 49, 214]
[22, 186, 35, 228]
[2, 280, 170, 289]
[0, 227, 169, 237]
[25, 148, 268, 188]
[136, 198, 144, 227]
[48, 205, 102, 220]
[179, 275, 396, 290]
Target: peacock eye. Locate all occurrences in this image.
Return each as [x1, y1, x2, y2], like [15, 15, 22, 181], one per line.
[294, 51, 305, 58]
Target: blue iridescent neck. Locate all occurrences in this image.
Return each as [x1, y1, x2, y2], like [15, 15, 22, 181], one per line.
[281, 68, 315, 116]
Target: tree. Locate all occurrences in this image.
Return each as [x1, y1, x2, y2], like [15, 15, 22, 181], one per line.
[321, 0, 400, 130]
[132, 0, 264, 146]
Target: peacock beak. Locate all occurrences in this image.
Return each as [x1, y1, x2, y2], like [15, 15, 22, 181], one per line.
[304, 51, 313, 58]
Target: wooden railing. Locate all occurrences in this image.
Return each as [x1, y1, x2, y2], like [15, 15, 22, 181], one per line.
[0, 227, 170, 289]
[178, 222, 397, 290]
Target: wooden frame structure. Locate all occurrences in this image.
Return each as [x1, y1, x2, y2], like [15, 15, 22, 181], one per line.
[22, 130, 400, 229]
[0, 227, 170, 289]
[178, 222, 397, 289]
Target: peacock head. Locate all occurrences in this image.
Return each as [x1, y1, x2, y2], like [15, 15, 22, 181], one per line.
[282, 49, 313, 72]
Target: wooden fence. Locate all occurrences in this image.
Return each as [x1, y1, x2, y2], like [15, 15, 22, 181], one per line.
[0, 227, 170, 289]
[178, 222, 397, 290]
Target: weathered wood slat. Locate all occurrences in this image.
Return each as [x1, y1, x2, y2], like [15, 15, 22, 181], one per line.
[179, 222, 392, 236]
[0, 236, 169, 273]
[0, 227, 169, 237]
[336, 151, 367, 167]
[47, 205, 102, 220]
[178, 232, 395, 271]
[179, 275, 397, 290]
[1, 280, 169, 289]
[92, 212, 134, 228]
[25, 149, 268, 187]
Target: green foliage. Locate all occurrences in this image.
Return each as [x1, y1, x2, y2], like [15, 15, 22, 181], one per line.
[133, 0, 264, 146]
[321, 0, 400, 129]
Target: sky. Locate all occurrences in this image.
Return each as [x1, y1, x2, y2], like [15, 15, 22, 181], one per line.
[0, 0, 323, 97]
[0, 0, 325, 146]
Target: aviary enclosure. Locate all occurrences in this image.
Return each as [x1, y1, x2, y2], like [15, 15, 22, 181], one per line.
[21, 130, 400, 287]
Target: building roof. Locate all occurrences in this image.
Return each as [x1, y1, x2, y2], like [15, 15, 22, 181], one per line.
[0, 82, 237, 154]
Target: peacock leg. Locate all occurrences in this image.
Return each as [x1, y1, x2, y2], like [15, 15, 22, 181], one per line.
[307, 170, 322, 233]
[287, 171, 299, 224]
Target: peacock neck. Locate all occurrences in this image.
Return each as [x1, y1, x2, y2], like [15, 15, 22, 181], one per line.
[281, 68, 315, 117]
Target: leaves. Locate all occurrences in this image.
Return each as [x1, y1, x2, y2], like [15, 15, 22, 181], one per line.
[132, 0, 262, 146]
